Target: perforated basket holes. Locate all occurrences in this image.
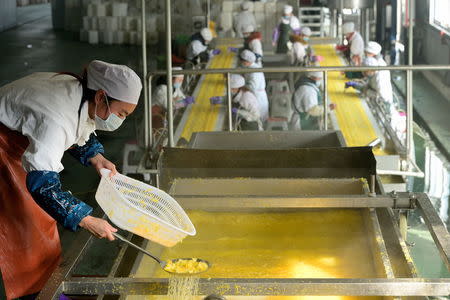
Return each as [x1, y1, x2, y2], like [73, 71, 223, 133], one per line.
[111, 175, 189, 232]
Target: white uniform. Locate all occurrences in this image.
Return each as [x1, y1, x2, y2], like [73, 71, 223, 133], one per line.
[289, 82, 322, 130]
[0, 72, 95, 172]
[186, 40, 208, 61]
[244, 63, 269, 121]
[289, 42, 309, 65]
[368, 57, 393, 104]
[234, 11, 257, 38]
[233, 90, 262, 130]
[349, 31, 364, 59]
[153, 84, 185, 109]
[248, 38, 263, 59]
[279, 15, 301, 32]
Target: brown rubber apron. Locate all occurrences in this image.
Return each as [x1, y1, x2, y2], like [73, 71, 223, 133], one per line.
[0, 123, 61, 299]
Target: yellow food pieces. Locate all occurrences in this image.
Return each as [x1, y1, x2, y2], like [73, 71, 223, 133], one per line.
[164, 258, 209, 274]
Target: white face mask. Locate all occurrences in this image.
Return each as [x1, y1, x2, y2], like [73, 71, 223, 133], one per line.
[173, 82, 182, 89]
[94, 94, 124, 131]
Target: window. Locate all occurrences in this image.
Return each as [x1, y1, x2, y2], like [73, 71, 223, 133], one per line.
[430, 0, 450, 33]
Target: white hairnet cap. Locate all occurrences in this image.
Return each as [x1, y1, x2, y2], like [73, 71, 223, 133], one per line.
[307, 71, 323, 79]
[301, 27, 312, 36]
[243, 24, 255, 33]
[342, 22, 355, 34]
[365, 41, 382, 55]
[87, 60, 142, 105]
[363, 56, 379, 67]
[241, 1, 251, 11]
[172, 66, 184, 78]
[240, 49, 256, 63]
[230, 74, 246, 89]
[283, 5, 293, 14]
[200, 28, 213, 41]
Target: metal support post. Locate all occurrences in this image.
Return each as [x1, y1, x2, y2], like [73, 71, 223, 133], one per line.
[323, 70, 328, 130]
[365, 8, 371, 42]
[147, 75, 153, 150]
[370, 174, 376, 197]
[142, 0, 149, 149]
[226, 73, 233, 131]
[206, 0, 211, 28]
[399, 210, 408, 240]
[165, 0, 174, 147]
[405, 0, 414, 164]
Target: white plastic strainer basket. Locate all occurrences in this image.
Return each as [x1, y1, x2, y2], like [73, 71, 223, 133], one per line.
[95, 169, 196, 247]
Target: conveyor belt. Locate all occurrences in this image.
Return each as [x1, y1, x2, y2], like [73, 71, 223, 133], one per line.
[179, 46, 236, 142]
[313, 44, 388, 156]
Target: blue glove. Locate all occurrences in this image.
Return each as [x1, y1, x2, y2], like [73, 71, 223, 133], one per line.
[183, 96, 195, 105]
[345, 81, 359, 89]
[212, 49, 221, 55]
[210, 96, 223, 105]
[232, 107, 239, 115]
[228, 47, 239, 53]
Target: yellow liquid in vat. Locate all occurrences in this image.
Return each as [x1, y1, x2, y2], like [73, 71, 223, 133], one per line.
[132, 210, 385, 300]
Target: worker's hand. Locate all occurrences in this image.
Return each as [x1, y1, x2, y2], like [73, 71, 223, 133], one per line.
[345, 81, 360, 89]
[335, 45, 348, 52]
[79, 216, 117, 241]
[90, 154, 117, 177]
[210, 96, 223, 105]
[272, 41, 276, 47]
[231, 107, 239, 115]
[212, 49, 221, 56]
[228, 47, 239, 53]
[311, 55, 324, 63]
[183, 96, 195, 105]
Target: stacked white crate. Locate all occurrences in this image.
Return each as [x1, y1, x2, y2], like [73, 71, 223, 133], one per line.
[17, 0, 50, 6]
[80, 0, 161, 45]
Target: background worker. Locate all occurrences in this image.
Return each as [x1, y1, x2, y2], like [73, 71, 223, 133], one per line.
[337, 22, 364, 66]
[152, 66, 195, 131]
[186, 28, 221, 64]
[290, 71, 335, 130]
[210, 74, 262, 131]
[272, 5, 301, 54]
[240, 49, 269, 122]
[233, 1, 257, 38]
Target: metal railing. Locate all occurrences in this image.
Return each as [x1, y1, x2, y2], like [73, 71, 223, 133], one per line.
[145, 64, 450, 166]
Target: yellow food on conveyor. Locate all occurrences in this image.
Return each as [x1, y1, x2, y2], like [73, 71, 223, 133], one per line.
[313, 44, 388, 156]
[130, 211, 384, 300]
[180, 46, 236, 142]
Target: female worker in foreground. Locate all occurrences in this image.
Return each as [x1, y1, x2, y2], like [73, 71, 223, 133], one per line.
[0, 60, 142, 299]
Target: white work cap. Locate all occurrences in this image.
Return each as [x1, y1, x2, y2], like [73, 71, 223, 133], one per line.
[200, 28, 213, 41]
[307, 71, 323, 79]
[230, 74, 246, 89]
[240, 49, 256, 63]
[342, 22, 355, 34]
[363, 56, 379, 67]
[241, 1, 251, 11]
[172, 66, 184, 78]
[243, 24, 255, 33]
[301, 27, 312, 36]
[365, 41, 382, 55]
[87, 60, 142, 105]
[284, 5, 293, 14]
